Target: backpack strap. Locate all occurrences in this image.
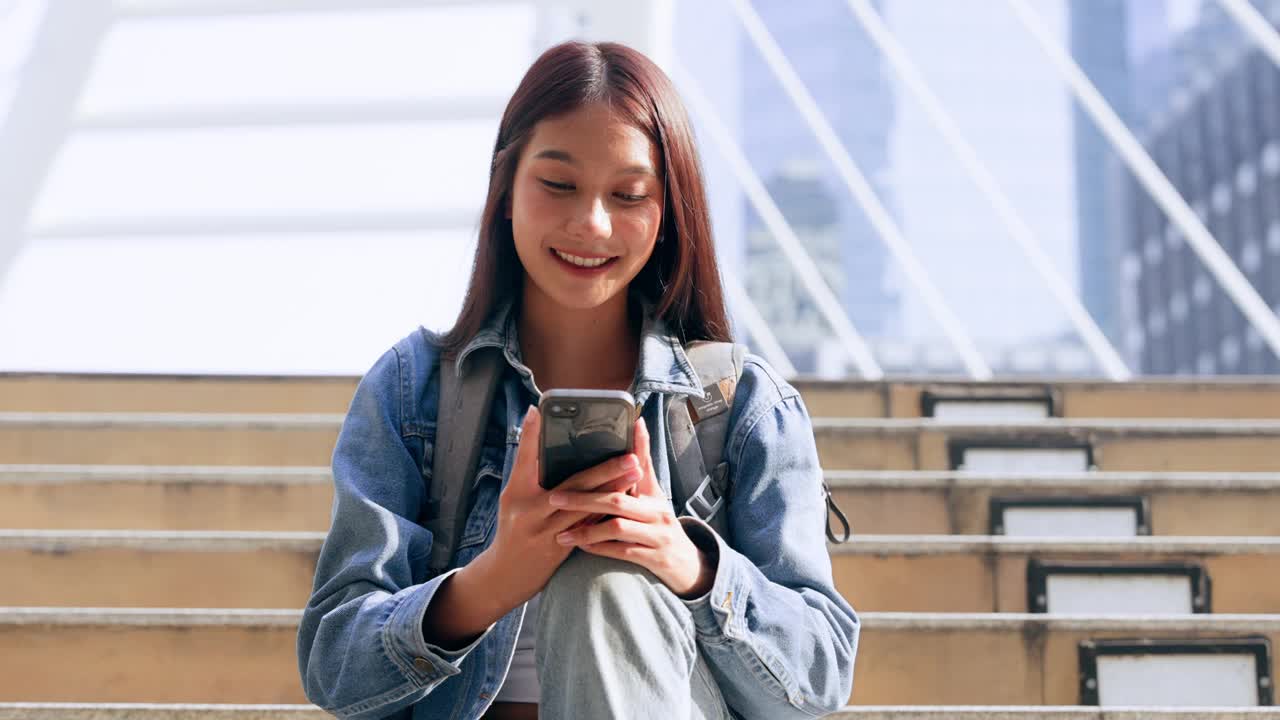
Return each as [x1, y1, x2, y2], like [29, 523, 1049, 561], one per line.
[673, 341, 853, 545]
[422, 345, 504, 577]
[669, 341, 746, 540]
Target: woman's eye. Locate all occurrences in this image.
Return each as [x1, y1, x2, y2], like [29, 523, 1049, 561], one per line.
[538, 179, 646, 203]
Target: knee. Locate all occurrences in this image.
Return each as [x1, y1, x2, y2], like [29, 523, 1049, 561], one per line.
[542, 549, 657, 609]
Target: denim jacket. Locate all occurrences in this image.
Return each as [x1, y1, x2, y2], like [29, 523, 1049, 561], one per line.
[296, 298, 860, 720]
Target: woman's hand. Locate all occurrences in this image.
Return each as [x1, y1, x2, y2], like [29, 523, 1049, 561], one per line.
[480, 406, 643, 609]
[546, 416, 718, 600]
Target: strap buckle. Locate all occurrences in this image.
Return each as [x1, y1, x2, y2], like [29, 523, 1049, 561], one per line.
[684, 466, 728, 521]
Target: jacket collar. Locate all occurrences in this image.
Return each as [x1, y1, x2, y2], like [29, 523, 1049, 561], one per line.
[454, 293, 704, 401]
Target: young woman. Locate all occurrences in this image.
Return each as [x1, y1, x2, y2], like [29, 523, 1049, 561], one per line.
[296, 40, 859, 720]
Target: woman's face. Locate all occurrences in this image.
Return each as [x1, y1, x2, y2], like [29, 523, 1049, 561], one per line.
[507, 102, 664, 313]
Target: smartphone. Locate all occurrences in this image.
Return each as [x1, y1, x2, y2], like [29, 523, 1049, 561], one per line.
[538, 389, 636, 490]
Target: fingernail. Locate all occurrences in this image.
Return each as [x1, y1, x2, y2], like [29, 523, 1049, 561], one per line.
[548, 493, 567, 506]
[556, 531, 574, 545]
[622, 455, 640, 470]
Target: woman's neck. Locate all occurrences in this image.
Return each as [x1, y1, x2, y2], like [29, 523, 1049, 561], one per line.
[517, 286, 640, 393]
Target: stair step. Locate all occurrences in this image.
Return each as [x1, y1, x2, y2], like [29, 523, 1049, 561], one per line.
[6, 531, 1280, 613]
[832, 536, 1280, 613]
[812, 418, 1280, 471]
[1, 704, 1277, 720]
[0, 465, 331, 531]
[7, 414, 1280, 470]
[0, 375, 357, 414]
[0, 412, 342, 466]
[828, 470, 1280, 535]
[0, 608, 301, 703]
[2, 610, 1276, 705]
[849, 613, 1280, 705]
[6, 465, 1280, 535]
[9, 374, 1280, 420]
[793, 378, 1280, 420]
[0, 530, 322, 607]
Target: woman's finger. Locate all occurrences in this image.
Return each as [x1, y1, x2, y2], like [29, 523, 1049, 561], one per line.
[557, 515, 660, 548]
[548, 490, 661, 523]
[577, 540, 652, 566]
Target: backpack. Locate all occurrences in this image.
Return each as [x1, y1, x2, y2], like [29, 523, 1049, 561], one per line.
[420, 341, 851, 577]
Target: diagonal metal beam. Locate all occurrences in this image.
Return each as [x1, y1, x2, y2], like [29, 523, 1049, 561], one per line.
[675, 64, 884, 380]
[1006, 0, 1280, 366]
[842, 0, 1131, 381]
[1215, 0, 1280, 71]
[725, 0, 991, 380]
[0, 0, 114, 292]
[720, 271, 798, 378]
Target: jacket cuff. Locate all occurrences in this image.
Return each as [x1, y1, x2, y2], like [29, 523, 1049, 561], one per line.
[677, 515, 744, 640]
[382, 568, 497, 684]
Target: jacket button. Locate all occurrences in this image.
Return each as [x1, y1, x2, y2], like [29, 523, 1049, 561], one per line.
[413, 657, 434, 673]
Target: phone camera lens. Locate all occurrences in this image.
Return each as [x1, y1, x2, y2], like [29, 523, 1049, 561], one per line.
[551, 404, 562, 414]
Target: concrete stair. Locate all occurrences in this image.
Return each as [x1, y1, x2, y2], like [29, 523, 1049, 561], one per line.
[3, 373, 1280, 712]
[6, 413, 1280, 471]
[6, 531, 1280, 614]
[8, 373, 1280, 419]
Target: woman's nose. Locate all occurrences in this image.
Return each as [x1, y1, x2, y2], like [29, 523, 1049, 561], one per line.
[570, 195, 611, 240]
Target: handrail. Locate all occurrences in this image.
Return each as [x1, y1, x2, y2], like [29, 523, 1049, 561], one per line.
[725, 0, 992, 380]
[1005, 0, 1280, 365]
[843, 0, 1132, 381]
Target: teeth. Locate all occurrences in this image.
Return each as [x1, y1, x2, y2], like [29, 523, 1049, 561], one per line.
[553, 249, 612, 268]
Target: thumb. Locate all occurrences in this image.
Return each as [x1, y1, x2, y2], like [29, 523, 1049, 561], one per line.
[512, 405, 541, 492]
[634, 416, 661, 498]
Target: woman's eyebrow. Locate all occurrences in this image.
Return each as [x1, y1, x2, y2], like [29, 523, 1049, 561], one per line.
[532, 148, 656, 178]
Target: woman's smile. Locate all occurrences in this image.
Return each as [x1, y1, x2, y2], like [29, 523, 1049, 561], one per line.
[549, 247, 620, 274]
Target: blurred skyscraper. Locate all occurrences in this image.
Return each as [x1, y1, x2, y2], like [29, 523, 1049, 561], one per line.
[738, 0, 899, 376]
[1069, 0, 1134, 348]
[1122, 0, 1280, 374]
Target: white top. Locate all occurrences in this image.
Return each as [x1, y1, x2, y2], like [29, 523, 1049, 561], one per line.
[493, 591, 541, 703]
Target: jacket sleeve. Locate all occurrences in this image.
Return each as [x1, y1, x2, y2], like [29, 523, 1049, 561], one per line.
[676, 359, 859, 718]
[295, 344, 498, 720]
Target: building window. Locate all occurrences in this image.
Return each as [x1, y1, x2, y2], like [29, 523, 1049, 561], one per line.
[1211, 181, 1232, 215]
[1193, 274, 1213, 306]
[1220, 335, 1241, 369]
[1122, 252, 1142, 282]
[1264, 141, 1280, 177]
[1237, 161, 1258, 196]
[1242, 238, 1263, 273]
[1144, 234, 1164, 266]
[1197, 351, 1216, 375]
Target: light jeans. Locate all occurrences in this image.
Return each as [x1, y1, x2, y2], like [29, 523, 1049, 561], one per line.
[534, 548, 736, 720]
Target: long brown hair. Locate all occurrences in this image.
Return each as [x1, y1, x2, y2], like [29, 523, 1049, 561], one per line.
[439, 40, 732, 354]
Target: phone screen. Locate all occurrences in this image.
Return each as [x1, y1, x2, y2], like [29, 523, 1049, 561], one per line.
[539, 391, 634, 490]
